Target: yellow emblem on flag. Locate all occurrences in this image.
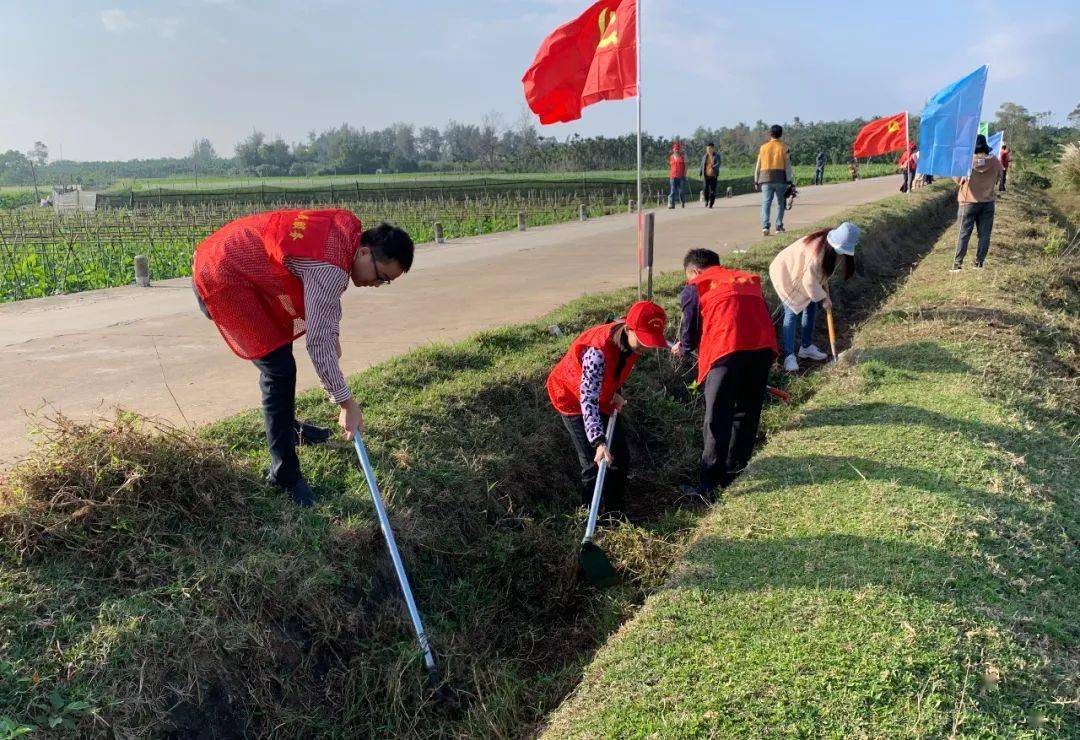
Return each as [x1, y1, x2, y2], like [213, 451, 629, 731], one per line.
[598, 8, 618, 48]
[887, 121, 901, 133]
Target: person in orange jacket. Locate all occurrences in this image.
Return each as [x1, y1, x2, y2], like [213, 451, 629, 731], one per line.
[547, 301, 670, 510]
[668, 142, 687, 209]
[193, 209, 414, 506]
[672, 249, 778, 499]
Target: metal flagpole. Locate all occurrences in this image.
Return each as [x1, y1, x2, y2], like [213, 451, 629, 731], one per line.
[904, 110, 910, 194]
[636, 0, 643, 299]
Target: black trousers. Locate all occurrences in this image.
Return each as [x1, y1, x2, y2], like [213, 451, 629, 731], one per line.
[699, 348, 773, 493]
[999, 169, 1007, 192]
[561, 413, 629, 509]
[703, 176, 718, 207]
[195, 284, 301, 487]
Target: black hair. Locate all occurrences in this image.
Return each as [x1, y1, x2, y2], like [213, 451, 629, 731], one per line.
[361, 222, 414, 271]
[683, 248, 721, 270]
[769, 124, 783, 139]
[706, 141, 715, 147]
[974, 134, 991, 155]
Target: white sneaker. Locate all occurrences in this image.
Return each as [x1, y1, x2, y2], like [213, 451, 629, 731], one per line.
[783, 354, 799, 372]
[798, 344, 829, 361]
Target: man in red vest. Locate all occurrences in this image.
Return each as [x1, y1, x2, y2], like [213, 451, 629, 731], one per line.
[193, 209, 414, 506]
[668, 142, 687, 209]
[672, 249, 778, 499]
[547, 301, 669, 510]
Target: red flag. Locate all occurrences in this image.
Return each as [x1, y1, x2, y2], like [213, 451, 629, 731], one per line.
[522, 0, 637, 125]
[852, 112, 907, 157]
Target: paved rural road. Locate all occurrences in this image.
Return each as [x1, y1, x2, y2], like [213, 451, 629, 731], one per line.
[0, 176, 903, 466]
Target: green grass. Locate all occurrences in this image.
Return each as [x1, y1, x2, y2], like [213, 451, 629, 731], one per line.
[543, 186, 1080, 738]
[0, 186, 952, 737]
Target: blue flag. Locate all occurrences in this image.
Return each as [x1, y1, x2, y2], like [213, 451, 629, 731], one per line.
[916, 66, 989, 177]
[987, 131, 1004, 157]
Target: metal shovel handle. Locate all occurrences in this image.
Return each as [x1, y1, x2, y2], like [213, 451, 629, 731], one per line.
[353, 433, 437, 673]
[583, 410, 619, 544]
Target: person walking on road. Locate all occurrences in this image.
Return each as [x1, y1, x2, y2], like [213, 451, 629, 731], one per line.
[754, 125, 793, 236]
[700, 142, 722, 208]
[814, 150, 827, 185]
[999, 144, 1011, 192]
[899, 144, 919, 193]
[547, 301, 670, 511]
[672, 249, 778, 500]
[951, 134, 1003, 271]
[769, 222, 859, 372]
[193, 209, 414, 506]
[668, 142, 687, 209]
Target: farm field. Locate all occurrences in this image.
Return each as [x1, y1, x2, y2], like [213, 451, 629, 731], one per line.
[0, 165, 896, 302]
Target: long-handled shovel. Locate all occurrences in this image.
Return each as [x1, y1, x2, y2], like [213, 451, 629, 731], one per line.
[352, 433, 457, 706]
[825, 306, 839, 361]
[579, 411, 619, 587]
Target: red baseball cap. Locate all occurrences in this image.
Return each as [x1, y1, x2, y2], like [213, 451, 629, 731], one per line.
[624, 301, 668, 349]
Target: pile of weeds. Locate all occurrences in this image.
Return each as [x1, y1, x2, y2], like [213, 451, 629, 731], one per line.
[0, 185, 955, 737]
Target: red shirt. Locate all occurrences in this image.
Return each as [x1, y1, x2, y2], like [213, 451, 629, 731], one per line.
[688, 266, 778, 383]
[1000, 149, 1011, 169]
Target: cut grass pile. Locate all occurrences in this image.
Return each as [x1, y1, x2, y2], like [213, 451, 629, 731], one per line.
[543, 185, 1079, 737]
[0, 186, 954, 737]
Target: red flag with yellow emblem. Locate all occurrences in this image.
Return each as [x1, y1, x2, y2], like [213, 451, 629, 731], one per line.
[522, 0, 637, 125]
[852, 112, 908, 157]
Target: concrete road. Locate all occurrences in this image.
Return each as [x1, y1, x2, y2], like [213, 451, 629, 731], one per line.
[0, 176, 903, 465]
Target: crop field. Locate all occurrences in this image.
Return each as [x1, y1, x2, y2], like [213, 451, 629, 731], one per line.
[0, 165, 895, 303]
[99, 164, 894, 205]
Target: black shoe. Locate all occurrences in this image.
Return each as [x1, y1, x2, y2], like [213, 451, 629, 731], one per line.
[775, 225, 786, 233]
[294, 420, 331, 446]
[267, 474, 317, 507]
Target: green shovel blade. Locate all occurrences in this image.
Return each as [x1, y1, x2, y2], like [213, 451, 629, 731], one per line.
[579, 541, 617, 587]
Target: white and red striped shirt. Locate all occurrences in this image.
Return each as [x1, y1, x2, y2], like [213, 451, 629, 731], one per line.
[284, 257, 352, 403]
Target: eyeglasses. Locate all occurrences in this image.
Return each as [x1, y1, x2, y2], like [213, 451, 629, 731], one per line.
[370, 254, 392, 286]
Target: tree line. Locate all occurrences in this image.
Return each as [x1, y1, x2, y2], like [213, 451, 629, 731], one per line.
[2, 102, 1077, 188]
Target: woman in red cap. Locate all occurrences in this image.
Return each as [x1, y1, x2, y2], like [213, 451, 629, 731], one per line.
[668, 142, 687, 209]
[547, 301, 670, 510]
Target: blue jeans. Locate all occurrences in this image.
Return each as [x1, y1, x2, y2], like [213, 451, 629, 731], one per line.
[668, 177, 686, 207]
[781, 301, 818, 356]
[761, 183, 786, 229]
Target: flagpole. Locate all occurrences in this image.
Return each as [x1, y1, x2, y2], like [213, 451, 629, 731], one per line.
[636, 0, 643, 299]
[904, 110, 910, 194]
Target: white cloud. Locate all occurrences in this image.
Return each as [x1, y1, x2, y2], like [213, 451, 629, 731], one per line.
[100, 9, 135, 32]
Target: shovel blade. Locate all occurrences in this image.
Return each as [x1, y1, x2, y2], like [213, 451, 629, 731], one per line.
[579, 541, 618, 587]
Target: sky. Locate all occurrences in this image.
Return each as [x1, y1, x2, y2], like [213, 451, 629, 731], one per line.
[1, 0, 1077, 161]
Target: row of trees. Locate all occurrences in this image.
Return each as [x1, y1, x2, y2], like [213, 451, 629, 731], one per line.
[3, 102, 1077, 187]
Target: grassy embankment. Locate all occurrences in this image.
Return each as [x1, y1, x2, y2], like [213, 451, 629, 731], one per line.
[544, 185, 1079, 737]
[0, 186, 953, 737]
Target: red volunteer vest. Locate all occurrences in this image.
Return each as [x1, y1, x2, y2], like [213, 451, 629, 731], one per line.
[193, 208, 362, 359]
[669, 153, 686, 178]
[547, 322, 638, 416]
[689, 266, 779, 383]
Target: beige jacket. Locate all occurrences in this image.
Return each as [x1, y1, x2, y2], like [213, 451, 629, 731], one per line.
[769, 234, 829, 313]
[957, 153, 1003, 204]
